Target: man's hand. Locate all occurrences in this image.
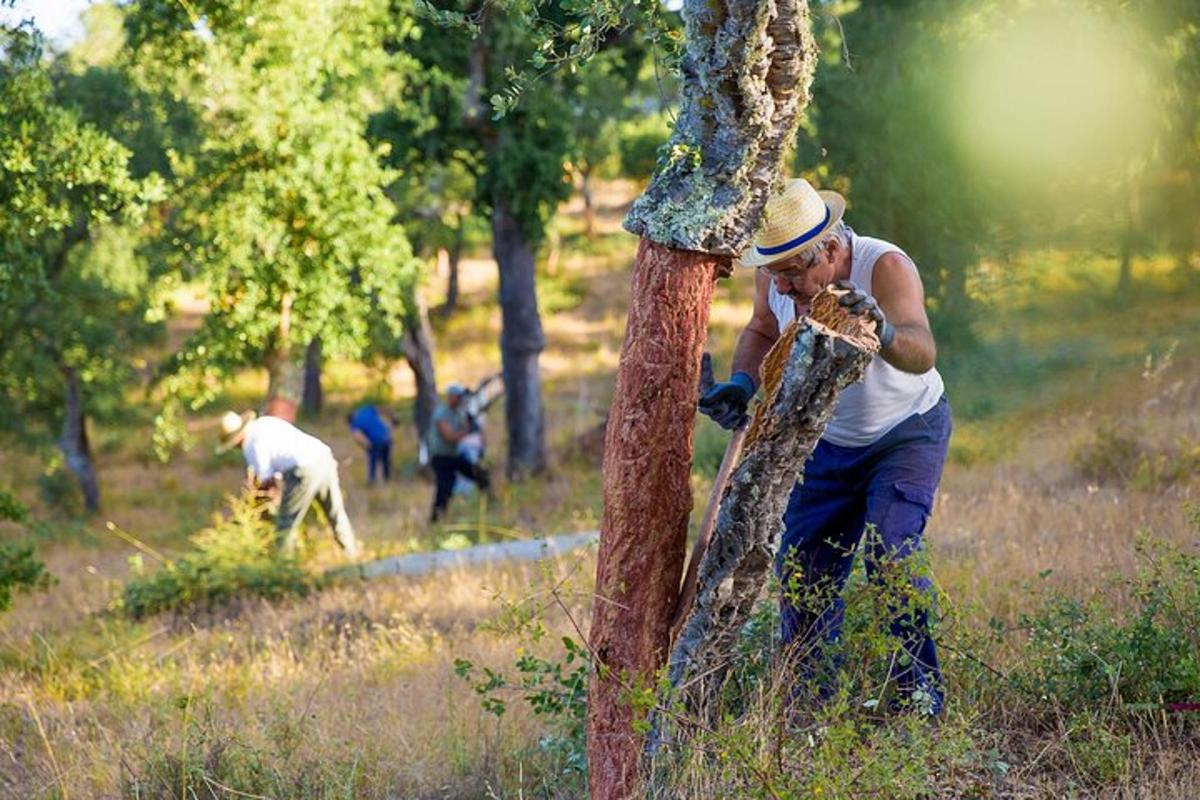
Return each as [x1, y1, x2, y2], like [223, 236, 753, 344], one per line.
[698, 372, 756, 431]
[834, 279, 896, 347]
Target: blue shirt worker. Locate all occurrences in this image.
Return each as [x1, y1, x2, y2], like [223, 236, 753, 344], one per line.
[427, 384, 491, 522]
[699, 179, 951, 716]
[348, 404, 395, 483]
[218, 411, 361, 560]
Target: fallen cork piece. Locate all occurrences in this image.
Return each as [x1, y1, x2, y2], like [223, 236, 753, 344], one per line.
[648, 285, 879, 756]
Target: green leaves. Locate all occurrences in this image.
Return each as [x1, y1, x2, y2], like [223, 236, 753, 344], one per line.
[128, 0, 423, 409]
[0, 22, 158, 430]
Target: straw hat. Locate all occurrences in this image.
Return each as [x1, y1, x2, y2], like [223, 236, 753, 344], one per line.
[216, 410, 256, 453]
[737, 179, 846, 269]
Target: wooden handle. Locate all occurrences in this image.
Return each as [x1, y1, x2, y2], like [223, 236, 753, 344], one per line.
[670, 425, 747, 641]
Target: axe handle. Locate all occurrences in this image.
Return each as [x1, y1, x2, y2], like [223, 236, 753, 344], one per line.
[671, 425, 747, 640]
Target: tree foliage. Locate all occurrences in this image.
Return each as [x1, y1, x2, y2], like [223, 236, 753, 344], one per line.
[124, 0, 423, 433]
[0, 22, 163, 447]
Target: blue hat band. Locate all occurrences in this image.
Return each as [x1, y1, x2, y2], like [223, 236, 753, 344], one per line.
[756, 205, 831, 257]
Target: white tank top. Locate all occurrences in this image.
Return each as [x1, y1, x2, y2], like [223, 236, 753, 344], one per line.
[767, 232, 944, 447]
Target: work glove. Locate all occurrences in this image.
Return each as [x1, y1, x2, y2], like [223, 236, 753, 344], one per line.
[834, 279, 896, 347]
[698, 371, 756, 431]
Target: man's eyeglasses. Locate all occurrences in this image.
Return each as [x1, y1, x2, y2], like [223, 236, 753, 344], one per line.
[758, 262, 808, 280]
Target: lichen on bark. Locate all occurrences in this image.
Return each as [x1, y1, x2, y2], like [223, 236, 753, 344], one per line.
[661, 293, 878, 732]
[623, 0, 818, 255]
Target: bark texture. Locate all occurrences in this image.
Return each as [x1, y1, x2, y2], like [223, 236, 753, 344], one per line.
[401, 296, 439, 450]
[302, 337, 323, 416]
[587, 239, 718, 800]
[59, 366, 100, 513]
[662, 310, 876, 732]
[589, 2, 819, 796]
[492, 200, 546, 479]
[623, 0, 818, 255]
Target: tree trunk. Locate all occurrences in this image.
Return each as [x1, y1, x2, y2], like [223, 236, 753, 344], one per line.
[588, 1, 817, 796]
[439, 216, 465, 317]
[265, 292, 300, 421]
[302, 337, 323, 416]
[492, 199, 546, 479]
[59, 366, 100, 513]
[581, 168, 596, 239]
[401, 296, 439, 454]
[658, 307, 875, 749]
[588, 240, 718, 797]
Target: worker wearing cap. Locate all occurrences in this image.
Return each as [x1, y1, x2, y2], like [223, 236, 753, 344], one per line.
[699, 179, 951, 715]
[428, 384, 492, 522]
[217, 411, 361, 559]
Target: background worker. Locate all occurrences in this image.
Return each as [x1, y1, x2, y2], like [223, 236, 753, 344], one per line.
[699, 178, 951, 715]
[347, 402, 396, 484]
[218, 410, 361, 559]
[427, 384, 491, 522]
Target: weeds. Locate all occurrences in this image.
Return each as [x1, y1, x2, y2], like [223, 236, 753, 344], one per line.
[454, 560, 592, 794]
[122, 695, 367, 799]
[120, 494, 317, 620]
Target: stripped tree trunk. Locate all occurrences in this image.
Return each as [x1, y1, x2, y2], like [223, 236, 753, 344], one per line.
[60, 366, 100, 513]
[661, 296, 877, 741]
[589, 241, 718, 795]
[587, 2, 817, 796]
[401, 296, 439, 452]
[493, 198, 546, 479]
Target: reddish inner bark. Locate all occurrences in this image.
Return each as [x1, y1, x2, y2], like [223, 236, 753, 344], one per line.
[587, 238, 718, 799]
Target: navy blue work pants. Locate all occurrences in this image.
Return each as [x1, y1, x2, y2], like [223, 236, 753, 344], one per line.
[776, 395, 951, 714]
[367, 441, 391, 483]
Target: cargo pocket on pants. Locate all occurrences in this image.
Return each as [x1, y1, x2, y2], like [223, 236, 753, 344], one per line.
[879, 481, 935, 556]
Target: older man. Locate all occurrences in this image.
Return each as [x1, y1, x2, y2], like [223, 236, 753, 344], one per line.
[218, 411, 361, 559]
[699, 178, 951, 715]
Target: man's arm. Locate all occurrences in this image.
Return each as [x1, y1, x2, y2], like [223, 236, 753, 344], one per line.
[731, 270, 782, 385]
[436, 417, 466, 444]
[870, 253, 937, 374]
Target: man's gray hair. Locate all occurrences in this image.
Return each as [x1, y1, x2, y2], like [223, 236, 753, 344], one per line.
[795, 220, 851, 269]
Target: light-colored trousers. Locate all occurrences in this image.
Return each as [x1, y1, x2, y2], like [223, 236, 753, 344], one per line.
[276, 458, 358, 556]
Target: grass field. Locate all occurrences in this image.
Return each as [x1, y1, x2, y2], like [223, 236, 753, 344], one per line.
[2, 183, 1199, 798]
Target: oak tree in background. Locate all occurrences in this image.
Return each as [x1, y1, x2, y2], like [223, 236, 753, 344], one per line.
[386, 1, 659, 478]
[125, 0, 422, 431]
[0, 23, 163, 512]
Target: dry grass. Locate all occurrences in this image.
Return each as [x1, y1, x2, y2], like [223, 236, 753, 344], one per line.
[2, 182, 1200, 797]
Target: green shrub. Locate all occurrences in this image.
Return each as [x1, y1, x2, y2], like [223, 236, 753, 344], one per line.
[0, 542, 49, 613]
[1007, 534, 1200, 710]
[1070, 422, 1146, 484]
[0, 489, 51, 612]
[120, 495, 317, 620]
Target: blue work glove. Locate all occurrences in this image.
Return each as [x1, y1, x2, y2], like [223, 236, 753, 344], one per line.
[698, 371, 756, 431]
[834, 279, 896, 347]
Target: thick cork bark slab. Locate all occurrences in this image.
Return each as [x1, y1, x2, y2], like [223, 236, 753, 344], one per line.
[658, 288, 878, 741]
